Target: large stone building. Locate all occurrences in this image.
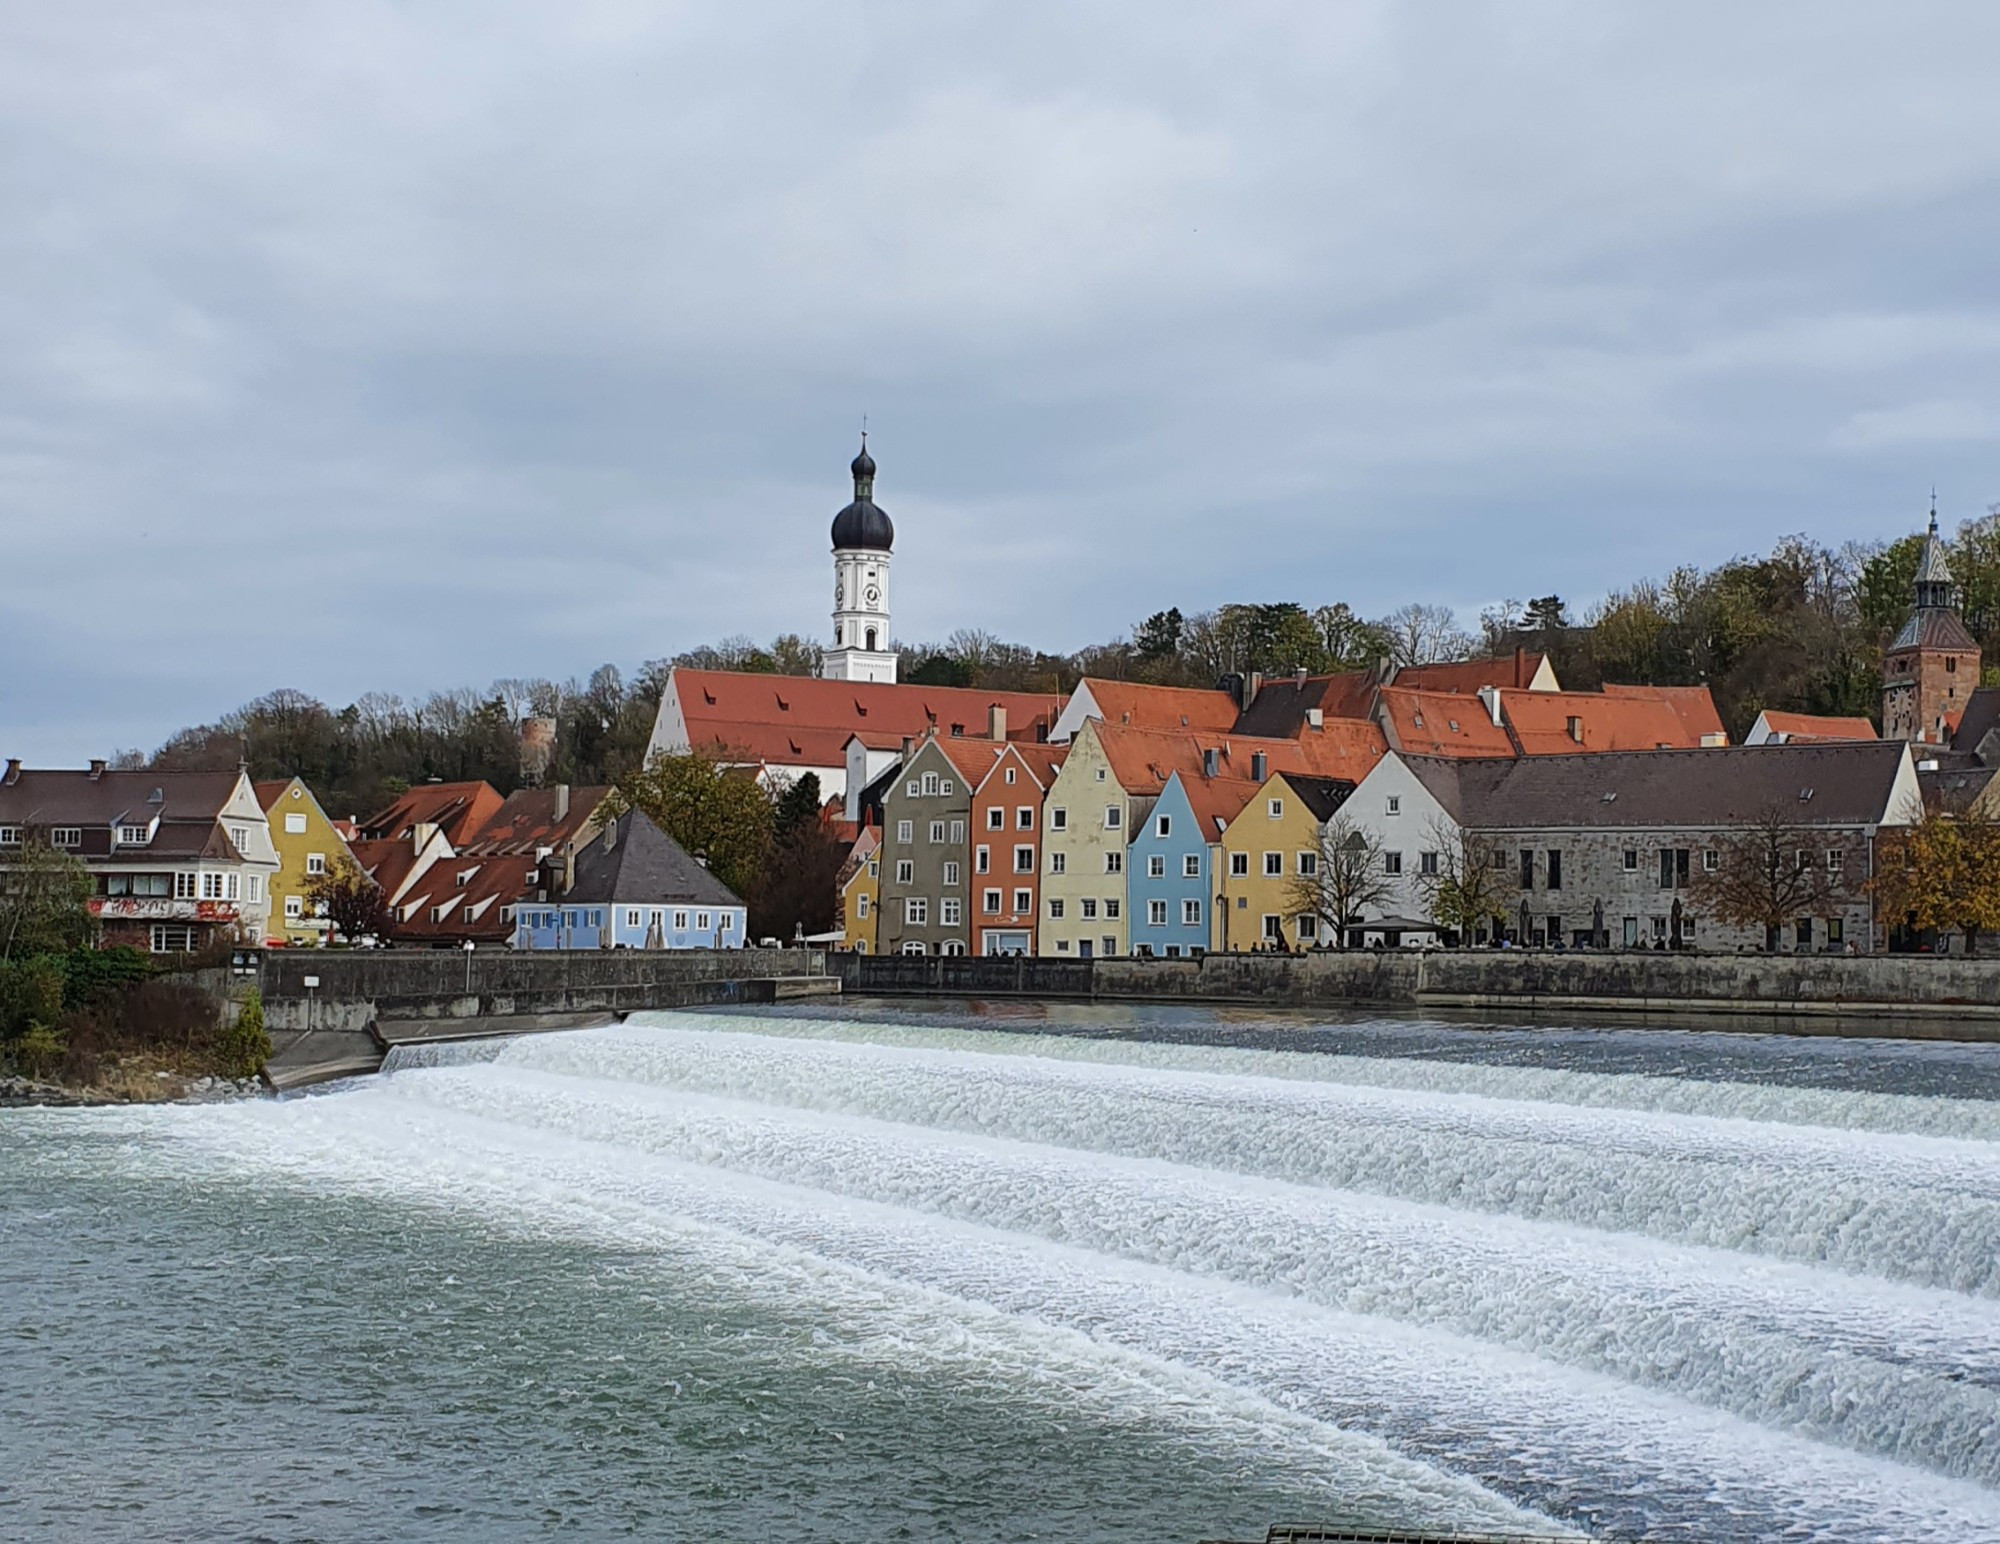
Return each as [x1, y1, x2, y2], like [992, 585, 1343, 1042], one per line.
[1883, 506, 1981, 745]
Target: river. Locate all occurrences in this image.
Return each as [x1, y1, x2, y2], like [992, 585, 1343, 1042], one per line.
[4, 999, 1999, 1542]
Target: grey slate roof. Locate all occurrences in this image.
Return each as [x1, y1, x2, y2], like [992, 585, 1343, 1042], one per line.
[0, 768, 243, 828]
[1889, 606, 1980, 653]
[1277, 772, 1358, 822]
[1952, 686, 2000, 762]
[562, 809, 743, 908]
[1401, 742, 1911, 830]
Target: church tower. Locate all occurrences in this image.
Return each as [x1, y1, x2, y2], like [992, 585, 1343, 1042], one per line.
[1882, 501, 1981, 744]
[821, 437, 898, 684]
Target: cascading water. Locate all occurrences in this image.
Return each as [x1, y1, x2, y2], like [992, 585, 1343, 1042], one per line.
[9, 1004, 2000, 1542]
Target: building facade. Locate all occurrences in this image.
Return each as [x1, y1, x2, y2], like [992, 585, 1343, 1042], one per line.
[514, 809, 745, 949]
[875, 735, 999, 955]
[1125, 772, 1254, 957]
[838, 828, 880, 952]
[970, 743, 1066, 956]
[254, 777, 358, 946]
[1036, 722, 1142, 958]
[1217, 771, 1354, 950]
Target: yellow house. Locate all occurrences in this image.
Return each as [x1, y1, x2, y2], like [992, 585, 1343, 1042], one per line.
[1217, 771, 1355, 950]
[839, 828, 881, 952]
[254, 778, 358, 946]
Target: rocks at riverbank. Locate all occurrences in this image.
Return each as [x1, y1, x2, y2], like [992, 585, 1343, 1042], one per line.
[0, 1075, 98, 1107]
[0, 1071, 266, 1108]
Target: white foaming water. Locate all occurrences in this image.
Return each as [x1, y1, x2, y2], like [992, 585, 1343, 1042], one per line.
[163, 1013, 2000, 1540]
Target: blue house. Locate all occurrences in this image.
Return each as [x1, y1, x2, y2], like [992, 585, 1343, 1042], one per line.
[1126, 771, 1256, 957]
[513, 808, 747, 950]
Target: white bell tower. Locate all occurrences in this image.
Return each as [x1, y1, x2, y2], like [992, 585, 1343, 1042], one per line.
[822, 437, 898, 684]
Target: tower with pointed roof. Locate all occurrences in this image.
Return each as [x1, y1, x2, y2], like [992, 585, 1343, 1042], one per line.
[1882, 502, 1981, 744]
[821, 437, 898, 684]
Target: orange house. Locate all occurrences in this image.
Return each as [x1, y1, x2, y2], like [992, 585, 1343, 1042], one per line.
[969, 742, 1067, 956]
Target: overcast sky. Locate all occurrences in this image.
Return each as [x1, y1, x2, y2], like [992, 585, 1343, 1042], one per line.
[5, 3, 1999, 762]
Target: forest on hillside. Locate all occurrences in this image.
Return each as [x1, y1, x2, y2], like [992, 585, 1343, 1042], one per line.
[135, 512, 1999, 820]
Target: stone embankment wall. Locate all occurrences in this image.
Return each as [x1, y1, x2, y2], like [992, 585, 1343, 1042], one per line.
[840, 951, 2000, 1031]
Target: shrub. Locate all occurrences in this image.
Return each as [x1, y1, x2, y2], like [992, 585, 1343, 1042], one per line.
[0, 959, 65, 1040]
[9, 1021, 67, 1080]
[212, 989, 271, 1081]
[55, 946, 154, 1011]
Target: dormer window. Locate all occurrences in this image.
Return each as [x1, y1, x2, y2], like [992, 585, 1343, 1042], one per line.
[50, 827, 81, 848]
[118, 824, 150, 845]
[0, 826, 19, 846]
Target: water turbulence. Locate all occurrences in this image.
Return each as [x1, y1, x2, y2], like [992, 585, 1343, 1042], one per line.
[158, 1013, 2000, 1538]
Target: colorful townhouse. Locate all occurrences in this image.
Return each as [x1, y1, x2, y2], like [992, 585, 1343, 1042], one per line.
[514, 808, 745, 949]
[838, 828, 881, 952]
[254, 777, 360, 946]
[970, 742, 1067, 956]
[1125, 769, 1260, 957]
[875, 732, 1003, 955]
[1217, 770, 1358, 950]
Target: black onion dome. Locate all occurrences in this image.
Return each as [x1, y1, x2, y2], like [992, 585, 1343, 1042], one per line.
[830, 438, 893, 551]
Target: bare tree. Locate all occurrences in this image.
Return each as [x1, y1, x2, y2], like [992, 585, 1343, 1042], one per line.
[1285, 814, 1392, 948]
[1688, 805, 1842, 951]
[1412, 815, 1513, 944]
[1375, 603, 1475, 666]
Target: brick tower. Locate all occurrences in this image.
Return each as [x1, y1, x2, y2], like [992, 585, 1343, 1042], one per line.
[1882, 503, 1980, 744]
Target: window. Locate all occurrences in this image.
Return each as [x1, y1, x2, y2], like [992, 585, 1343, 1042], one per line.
[949, 820, 965, 844]
[1230, 852, 1249, 877]
[1148, 854, 1166, 878]
[1156, 814, 1172, 837]
[1623, 916, 1639, 946]
[976, 846, 991, 874]
[1419, 850, 1439, 876]
[1827, 848, 1845, 872]
[941, 781, 955, 797]
[247, 875, 263, 903]
[901, 940, 926, 955]
[175, 872, 197, 899]
[1623, 849, 1639, 872]
[897, 820, 913, 844]
[895, 859, 913, 884]
[1546, 850, 1562, 890]
[855, 896, 868, 919]
[674, 911, 689, 929]
[1183, 854, 1200, 878]
[921, 772, 941, 796]
[1519, 849, 1535, 889]
[284, 896, 304, 920]
[929, 820, 946, 844]
[987, 807, 1005, 829]
[1658, 848, 1690, 889]
[984, 889, 1002, 914]
[1795, 849, 1813, 872]
[906, 898, 928, 924]
[1013, 890, 1032, 912]
[1652, 916, 1669, 940]
[1297, 915, 1319, 941]
[1828, 917, 1845, 946]
[1048, 899, 1065, 919]
[1005, 767, 1017, 785]
[429, 906, 446, 923]
[943, 861, 961, 886]
[1263, 851, 1283, 877]
[1385, 795, 1401, 816]
[1104, 806, 1122, 830]
[1148, 900, 1168, 927]
[1796, 917, 1813, 947]
[1014, 846, 1035, 873]
[1383, 851, 1403, 876]
[1049, 851, 1066, 875]
[284, 813, 308, 835]
[1017, 807, 1034, 829]
[106, 874, 171, 897]
[1105, 899, 1121, 919]
[696, 912, 711, 930]
[1049, 807, 1067, 832]
[868, 859, 877, 877]
[0, 826, 17, 845]
[906, 781, 920, 798]
[941, 899, 962, 927]
[1101, 936, 1118, 957]
[1262, 914, 1283, 941]
[624, 908, 642, 930]
[228, 825, 250, 850]
[118, 825, 150, 845]
[1268, 799, 1283, 819]
[149, 925, 196, 953]
[1105, 851, 1123, 874]
[720, 913, 734, 931]
[1095, 768, 1107, 781]
[1081, 898, 1098, 920]
[50, 827, 81, 848]
[306, 852, 326, 875]
[1703, 849, 1719, 873]
[200, 872, 225, 900]
[1182, 898, 1202, 926]
[1298, 851, 1317, 876]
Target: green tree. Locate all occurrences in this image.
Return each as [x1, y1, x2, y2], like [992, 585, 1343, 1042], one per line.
[213, 988, 272, 1080]
[772, 772, 825, 843]
[0, 836, 94, 960]
[1133, 607, 1185, 661]
[608, 751, 773, 901]
[1413, 818, 1513, 943]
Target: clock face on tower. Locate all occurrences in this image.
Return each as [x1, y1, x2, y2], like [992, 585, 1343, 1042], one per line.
[865, 585, 880, 606]
[835, 579, 843, 606]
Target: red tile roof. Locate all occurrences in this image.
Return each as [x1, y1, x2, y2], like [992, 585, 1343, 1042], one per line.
[976, 742, 1070, 795]
[357, 781, 505, 846]
[347, 836, 437, 904]
[1755, 710, 1878, 744]
[1178, 775, 1263, 839]
[1077, 679, 1241, 733]
[1376, 688, 1518, 758]
[671, 668, 1061, 769]
[1395, 653, 1549, 695]
[391, 853, 543, 945]
[1599, 683, 1727, 744]
[1093, 722, 1386, 795]
[459, 786, 612, 855]
[1502, 688, 1719, 755]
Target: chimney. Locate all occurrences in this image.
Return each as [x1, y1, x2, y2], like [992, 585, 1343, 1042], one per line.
[1477, 684, 1503, 726]
[1567, 715, 1584, 744]
[88, 758, 107, 780]
[988, 704, 1007, 741]
[1306, 707, 1324, 730]
[1251, 751, 1268, 782]
[1202, 747, 1219, 779]
[1514, 645, 1526, 688]
[1243, 671, 1263, 710]
[554, 783, 570, 822]
[602, 814, 618, 850]
[1374, 654, 1395, 686]
[1293, 667, 1307, 685]
[4, 758, 21, 786]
